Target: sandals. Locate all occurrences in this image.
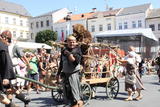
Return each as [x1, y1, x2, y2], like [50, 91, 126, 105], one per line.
[135, 96, 142, 101]
[124, 97, 133, 101]
[78, 100, 83, 107]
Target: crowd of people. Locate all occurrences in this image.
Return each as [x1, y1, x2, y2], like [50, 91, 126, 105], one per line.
[12, 44, 60, 94]
[0, 30, 60, 107]
[0, 29, 160, 107]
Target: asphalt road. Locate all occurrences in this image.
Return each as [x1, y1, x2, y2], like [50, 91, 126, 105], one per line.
[0, 74, 160, 107]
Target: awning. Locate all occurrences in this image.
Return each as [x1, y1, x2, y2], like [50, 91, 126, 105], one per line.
[15, 41, 52, 49]
[96, 28, 158, 41]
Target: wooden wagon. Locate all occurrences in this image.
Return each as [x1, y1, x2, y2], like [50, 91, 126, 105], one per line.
[51, 42, 124, 105]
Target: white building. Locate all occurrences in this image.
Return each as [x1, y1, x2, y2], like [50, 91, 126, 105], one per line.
[87, 9, 121, 38]
[146, 8, 160, 40]
[116, 3, 152, 30]
[0, 0, 31, 40]
[29, 8, 69, 41]
[53, 12, 95, 41]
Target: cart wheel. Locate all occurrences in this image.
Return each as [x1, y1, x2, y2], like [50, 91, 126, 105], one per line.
[106, 77, 119, 99]
[81, 82, 92, 105]
[91, 86, 97, 98]
[51, 86, 64, 103]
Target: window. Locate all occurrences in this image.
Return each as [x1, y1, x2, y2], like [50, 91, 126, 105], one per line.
[31, 23, 33, 29]
[149, 24, 155, 31]
[26, 32, 29, 37]
[31, 33, 34, 39]
[5, 17, 9, 24]
[132, 21, 136, 28]
[20, 32, 23, 37]
[46, 20, 49, 26]
[13, 31, 16, 37]
[36, 22, 39, 28]
[138, 20, 142, 28]
[99, 25, 103, 31]
[107, 24, 111, 30]
[158, 24, 160, 30]
[41, 21, 43, 27]
[91, 25, 95, 32]
[106, 18, 111, 21]
[118, 23, 122, 30]
[20, 20, 23, 26]
[13, 18, 16, 25]
[26, 21, 29, 26]
[124, 22, 128, 29]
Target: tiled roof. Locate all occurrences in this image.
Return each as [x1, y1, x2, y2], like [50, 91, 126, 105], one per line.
[0, 0, 31, 16]
[118, 3, 151, 16]
[57, 12, 95, 23]
[147, 8, 160, 18]
[89, 9, 121, 18]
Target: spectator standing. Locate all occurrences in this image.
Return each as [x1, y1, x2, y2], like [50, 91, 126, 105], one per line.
[26, 53, 40, 94]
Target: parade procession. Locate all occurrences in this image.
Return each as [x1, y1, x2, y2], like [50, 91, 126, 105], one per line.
[0, 0, 160, 107]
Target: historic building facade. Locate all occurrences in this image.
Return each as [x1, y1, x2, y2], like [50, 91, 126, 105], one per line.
[29, 8, 69, 41]
[0, 0, 31, 40]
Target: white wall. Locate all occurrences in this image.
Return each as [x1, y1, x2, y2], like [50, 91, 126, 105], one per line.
[0, 11, 30, 39]
[146, 18, 160, 39]
[88, 16, 116, 37]
[29, 8, 69, 42]
[116, 13, 146, 30]
[29, 15, 52, 41]
[53, 19, 87, 41]
[52, 8, 69, 23]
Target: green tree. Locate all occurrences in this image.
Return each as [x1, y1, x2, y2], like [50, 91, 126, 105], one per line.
[35, 30, 57, 45]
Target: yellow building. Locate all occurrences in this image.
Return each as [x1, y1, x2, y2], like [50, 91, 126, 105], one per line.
[0, 0, 31, 40]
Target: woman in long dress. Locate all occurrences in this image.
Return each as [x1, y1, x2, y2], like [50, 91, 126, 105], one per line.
[118, 50, 144, 101]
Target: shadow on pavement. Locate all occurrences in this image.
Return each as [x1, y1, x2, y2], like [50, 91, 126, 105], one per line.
[149, 82, 160, 86]
[31, 97, 64, 107]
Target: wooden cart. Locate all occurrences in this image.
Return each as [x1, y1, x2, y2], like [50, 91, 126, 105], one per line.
[51, 42, 123, 105]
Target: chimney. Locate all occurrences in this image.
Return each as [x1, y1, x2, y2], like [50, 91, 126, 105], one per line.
[92, 8, 97, 13]
[109, 7, 113, 10]
[81, 14, 84, 17]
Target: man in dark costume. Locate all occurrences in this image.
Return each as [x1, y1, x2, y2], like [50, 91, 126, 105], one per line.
[155, 52, 160, 82]
[0, 30, 30, 107]
[56, 35, 83, 107]
[0, 31, 17, 107]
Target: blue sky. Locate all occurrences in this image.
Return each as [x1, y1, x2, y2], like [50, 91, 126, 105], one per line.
[6, 0, 160, 16]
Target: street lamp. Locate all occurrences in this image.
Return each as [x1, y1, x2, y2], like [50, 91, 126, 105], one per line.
[64, 12, 72, 36]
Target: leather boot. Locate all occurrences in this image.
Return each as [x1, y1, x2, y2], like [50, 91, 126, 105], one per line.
[15, 93, 31, 106]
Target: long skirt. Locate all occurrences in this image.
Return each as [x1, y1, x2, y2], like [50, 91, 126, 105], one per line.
[135, 70, 144, 90]
[62, 71, 81, 105]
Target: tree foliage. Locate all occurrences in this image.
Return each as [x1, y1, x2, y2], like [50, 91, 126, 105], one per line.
[35, 30, 57, 46]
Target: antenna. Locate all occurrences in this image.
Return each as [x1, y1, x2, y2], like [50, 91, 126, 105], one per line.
[105, 0, 109, 10]
[74, 6, 78, 14]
